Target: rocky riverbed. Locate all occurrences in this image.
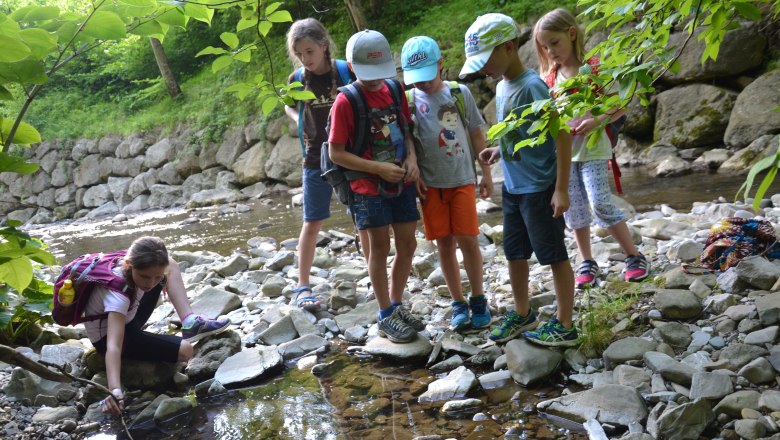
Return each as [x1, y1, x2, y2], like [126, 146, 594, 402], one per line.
[2, 192, 780, 439]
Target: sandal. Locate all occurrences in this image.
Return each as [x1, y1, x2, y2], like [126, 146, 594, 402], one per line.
[292, 285, 320, 312]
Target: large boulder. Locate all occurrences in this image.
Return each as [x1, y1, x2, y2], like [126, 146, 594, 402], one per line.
[82, 184, 112, 208]
[719, 134, 779, 174]
[265, 135, 302, 183]
[73, 154, 102, 187]
[505, 339, 562, 386]
[233, 142, 272, 185]
[216, 126, 249, 169]
[115, 133, 150, 158]
[724, 69, 780, 149]
[537, 384, 648, 427]
[214, 346, 283, 387]
[144, 138, 177, 168]
[654, 84, 736, 149]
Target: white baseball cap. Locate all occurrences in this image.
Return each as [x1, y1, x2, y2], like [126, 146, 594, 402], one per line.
[459, 13, 520, 78]
[346, 30, 396, 81]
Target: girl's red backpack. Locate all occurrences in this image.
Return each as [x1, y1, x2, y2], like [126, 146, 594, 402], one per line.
[52, 251, 131, 326]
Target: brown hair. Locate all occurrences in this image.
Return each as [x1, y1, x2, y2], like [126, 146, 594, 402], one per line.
[286, 18, 340, 97]
[122, 236, 169, 292]
[533, 8, 585, 76]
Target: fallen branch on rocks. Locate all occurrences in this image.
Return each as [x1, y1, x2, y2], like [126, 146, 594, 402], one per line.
[0, 344, 68, 382]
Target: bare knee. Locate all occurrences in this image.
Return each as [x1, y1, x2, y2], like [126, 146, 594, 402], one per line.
[178, 340, 193, 362]
[437, 236, 456, 254]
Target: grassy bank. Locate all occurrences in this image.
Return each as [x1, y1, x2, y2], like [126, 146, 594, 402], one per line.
[4, 0, 574, 142]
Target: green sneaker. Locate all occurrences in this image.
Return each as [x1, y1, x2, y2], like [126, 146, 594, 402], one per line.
[524, 317, 580, 347]
[489, 309, 537, 342]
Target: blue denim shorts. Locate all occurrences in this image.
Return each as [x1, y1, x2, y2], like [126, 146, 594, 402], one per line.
[502, 184, 569, 265]
[350, 184, 420, 230]
[303, 167, 333, 222]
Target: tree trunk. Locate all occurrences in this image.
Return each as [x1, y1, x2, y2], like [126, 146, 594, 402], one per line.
[149, 37, 181, 98]
[343, 0, 368, 32]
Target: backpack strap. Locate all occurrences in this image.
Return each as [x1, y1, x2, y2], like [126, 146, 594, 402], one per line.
[293, 66, 307, 157]
[335, 59, 351, 87]
[448, 81, 479, 181]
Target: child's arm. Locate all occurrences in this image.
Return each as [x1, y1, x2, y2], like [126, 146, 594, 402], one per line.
[551, 125, 572, 218]
[402, 131, 420, 184]
[284, 105, 299, 125]
[469, 127, 493, 198]
[479, 146, 500, 165]
[572, 108, 625, 136]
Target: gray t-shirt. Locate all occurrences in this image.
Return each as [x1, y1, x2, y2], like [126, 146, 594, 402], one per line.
[410, 83, 485, 188]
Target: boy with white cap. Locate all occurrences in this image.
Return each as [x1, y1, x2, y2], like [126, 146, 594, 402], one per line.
[328, 29, 423, 343]
[461, 14, 578, 346]
[401, 36, 493, 331]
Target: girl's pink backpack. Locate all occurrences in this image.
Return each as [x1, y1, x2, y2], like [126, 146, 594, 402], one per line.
[52, 251, 130, 326]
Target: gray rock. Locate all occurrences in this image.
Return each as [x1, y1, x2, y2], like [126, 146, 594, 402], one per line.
[725, 70, 780, 148]
[330, 266, 368, 282]
[215, 255, 249, 277]
[264, 135, 301, 182]
[334, 301, 379, 330]
[537, 384, 647, 427]
[744, 326, 778, 345]
[655, 399, 714, 440]
[723, 303, 755, 321]
[713, 390, 761, 417]
[216, 126, 249, 169]
[604, 337, 657, 369]
[73, 154, 101, 187]
[277, 334, 328, 360]
[82, 184, 112, 208]
[184, 330, 242, 383]
[759, 389, 780, 412]
[154, 397, 194, 424]
[233, 142, 271, 185]
[718, 343, 768, 371]
[32, 406, 79, 424]
[191, 287, 242, 318]
[653, 322, 692, 348]
[738, 357, 776, 384]
[505, 339, 562, 386]
[258, 315, 298, 345]
[613, 365, 651, 394]
[363, 334, 432, 360]
[734, 419, 767, 440]
[129, 394, 170, 428]
[289, 309, 318, 336]
[756, 291, 780, 326]
[2, 367, 73, 402]
[147, 184, 182, 208]
[260, 274, 286, 298]
[643, 351, 696, 385]
[418, 366, 476, 403]
[690, 371, 733, 400]
[478, 370, 513, 390]
[145, 138, 177, 168]
[343, 325, 367, 342]
[40, 343, 88, 367]
[328, 281, 358, 309]
[265, 250, 295, 271]
[441, 398, 482, 414]
[186, 188, 243, 208]
[736, 256, 780, 290]
[654, 289, 702, 320]
[214, 346, 283, 386]
[441, 337, 481, 357]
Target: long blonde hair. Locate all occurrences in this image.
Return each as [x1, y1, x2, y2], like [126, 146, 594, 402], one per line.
[285, 18, 339, 97]
[533, 8, 585, 76]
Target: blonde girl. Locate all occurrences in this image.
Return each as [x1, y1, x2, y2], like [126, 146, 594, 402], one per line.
[534, 8, 649, 287]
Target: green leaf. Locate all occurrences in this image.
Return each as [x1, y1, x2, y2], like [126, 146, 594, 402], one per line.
[0, 152, 39, 174]
[0, 35, 31, 62]
[82, 11, 127, 40]
[237, 16, 258, 32]
[233, 49, 251, 63]
[185, 4, 213, 25]
[0, 257, 32, 293]
[226, 82, 255, 100]
[1, 119, 42, 146]
[0, 59, 48, 84]
[267, 10, 292, 23]
[9, 5, 34, 21]
[211, 55, 232, 73]
[753, 166, 779, 210]
[732, 2, 762, 19]
[131, 19, 164, 38]
[118, 0, 158, 6]
[737, 153, 777, 201]
[156, 7, 186, 28]
[261, 96, 278, 115]
[258, 21, 272, 37]
[0, 85, 12, 100]
[220, 32, 239, 49]
[265, 2, 282, 15]
[195, 46, 228, 57]
[21, 6, 60, 22]
[19, 28, 57, 59]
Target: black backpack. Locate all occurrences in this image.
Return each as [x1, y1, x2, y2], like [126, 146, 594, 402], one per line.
[320, 79, 404, 205]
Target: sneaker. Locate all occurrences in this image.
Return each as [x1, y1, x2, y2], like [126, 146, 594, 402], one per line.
[469, 295, 491, 329]
[524, 317, 579, 347]
[182, 315, 230, 343]
[378, 308, 417, 343]
[625, 254, 650, 282]
[489, 309, 538, 342]
[450, 301, 470, 330]
[393, 303, 425, 331]
[575, 260, 600, 288]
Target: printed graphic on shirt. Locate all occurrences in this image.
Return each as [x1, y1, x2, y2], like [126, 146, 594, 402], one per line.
[369, 112, 404, 165]
[437, 104, 463, 157]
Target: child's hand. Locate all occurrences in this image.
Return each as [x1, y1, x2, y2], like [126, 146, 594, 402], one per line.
[550, 189, 570, 218]
[416, 180, 428, 201]
[573, 118, 600, 136]
[479, 147, 500, 165]
[403, 159, 419, 184]
[376, 162, 407, 183]
[479, 174, 493, 199]
[100, 388, 125, 416]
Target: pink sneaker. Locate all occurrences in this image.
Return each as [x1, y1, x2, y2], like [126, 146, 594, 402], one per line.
[575, 260, 600, 288]
[625, 254, 650, 282]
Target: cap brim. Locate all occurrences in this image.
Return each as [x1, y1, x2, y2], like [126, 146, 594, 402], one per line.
[352, 61, 397, 81]
[403, 64, 438, 84]
[459, 50, 493, 78]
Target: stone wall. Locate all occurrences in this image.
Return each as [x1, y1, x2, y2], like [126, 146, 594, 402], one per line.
[2, 20, 778, 225]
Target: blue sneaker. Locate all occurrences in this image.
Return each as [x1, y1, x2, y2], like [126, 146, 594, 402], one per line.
[450, 301, 470, 330]
[182, 315, 230, 343]
[524, 317, 580, 347]
[469, 295, 491, 329]
[489, 309, 537, 343]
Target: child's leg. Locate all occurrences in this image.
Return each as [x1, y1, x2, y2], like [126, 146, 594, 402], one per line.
[437, 235, 466, 302]
[389, 220, 417, 304]
[582, 161, 635, 256]
[565, 162, 593, 262]
[366, 225, 392, 310]
[608, 220, 640, 256]
[573, 226, 593, 261]
[455, 234, 484, 297]
[297, 219, 324, 288]
[550, 259, 575, 328]
[507, 259, 530, 315]
[358, 229, 371, 262]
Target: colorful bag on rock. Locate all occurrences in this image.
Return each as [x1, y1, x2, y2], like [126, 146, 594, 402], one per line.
[700, 217, 780, 271]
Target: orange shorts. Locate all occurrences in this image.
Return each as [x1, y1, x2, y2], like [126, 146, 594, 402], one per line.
[420, 184, 479, 241]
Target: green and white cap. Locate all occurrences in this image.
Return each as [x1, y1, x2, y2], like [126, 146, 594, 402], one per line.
[459, 13, 519, 78]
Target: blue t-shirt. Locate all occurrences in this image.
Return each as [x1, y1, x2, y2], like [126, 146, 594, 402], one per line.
[496, 69, 557, 194]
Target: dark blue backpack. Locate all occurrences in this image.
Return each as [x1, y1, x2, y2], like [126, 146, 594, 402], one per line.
[293, 59, 352, 157]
